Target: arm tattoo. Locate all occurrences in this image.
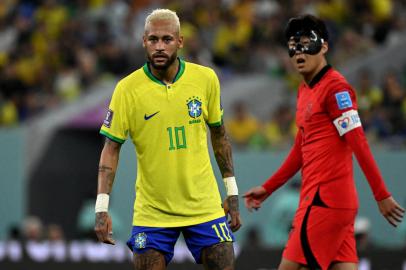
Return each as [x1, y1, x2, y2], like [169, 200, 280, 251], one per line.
[210, 125, 234, 177]
[105, 137, 117, 145]
[98, 165, 112, 172]
[98, 138, 121, 193]
[98, 165, 115, 192]
[95, 212, 107, 227]
[226, 195, 239, 212]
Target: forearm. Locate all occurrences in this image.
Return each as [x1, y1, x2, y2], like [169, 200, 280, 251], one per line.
[210, 125, 234, 177]
[98, 138, 121, 194]
[210, 125, 239, 208]
[344, 128, 390, 201]
[209, 125, 241, 230]
[95, 138, 121, 243]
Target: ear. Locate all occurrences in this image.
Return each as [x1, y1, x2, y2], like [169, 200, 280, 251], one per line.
[142, 35, 147, 48]
[321, 42, 328, 54]
[178, 35, 184, 49]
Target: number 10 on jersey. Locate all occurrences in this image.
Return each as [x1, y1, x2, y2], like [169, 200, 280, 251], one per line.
[167, 126, 187, 150]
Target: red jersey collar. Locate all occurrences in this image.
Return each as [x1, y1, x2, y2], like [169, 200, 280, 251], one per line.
[308, 64, 332, 88]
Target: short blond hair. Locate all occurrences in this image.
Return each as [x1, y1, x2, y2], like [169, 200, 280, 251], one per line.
[144, 9, 180, 34]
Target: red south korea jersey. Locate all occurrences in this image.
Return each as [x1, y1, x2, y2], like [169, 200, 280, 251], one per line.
[263, 65, 390, 210]
[296, 66, 361, 209]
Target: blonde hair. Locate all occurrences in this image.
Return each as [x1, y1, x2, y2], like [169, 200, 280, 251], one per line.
[144, 9, 180, 34]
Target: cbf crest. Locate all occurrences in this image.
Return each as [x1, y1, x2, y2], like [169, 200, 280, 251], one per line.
[186, 96, 202, 118]
[134, 232, 147, 249]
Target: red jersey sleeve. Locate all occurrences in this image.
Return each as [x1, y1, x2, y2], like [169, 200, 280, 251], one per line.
[325, 82, 391, 201]
[325, 83, 358, 120]
[262, 131, 303, 194]
[344, 128, 391, 201]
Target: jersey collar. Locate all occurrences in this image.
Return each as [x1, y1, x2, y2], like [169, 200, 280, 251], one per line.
[143, 57, 185, 86]
[308, 64, 331, 88]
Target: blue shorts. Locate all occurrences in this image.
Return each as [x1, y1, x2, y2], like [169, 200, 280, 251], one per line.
[126, 216, 235, 264]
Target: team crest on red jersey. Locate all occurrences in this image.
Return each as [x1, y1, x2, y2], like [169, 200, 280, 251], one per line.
[305, 103, 313, 120]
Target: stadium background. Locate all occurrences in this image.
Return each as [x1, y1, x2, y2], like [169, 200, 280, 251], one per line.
[1, 0, 406, 269]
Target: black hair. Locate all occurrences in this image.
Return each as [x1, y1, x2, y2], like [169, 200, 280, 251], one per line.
[284, 14, 329, 42]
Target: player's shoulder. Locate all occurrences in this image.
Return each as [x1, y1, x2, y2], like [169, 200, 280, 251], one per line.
[185, 61, 218, 80]
[115, 66, 146, 93]
[324, 68, 355, 94]
[326, 68, 350, 86]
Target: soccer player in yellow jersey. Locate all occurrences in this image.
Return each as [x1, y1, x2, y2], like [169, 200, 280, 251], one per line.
[94, 8, 242, 270]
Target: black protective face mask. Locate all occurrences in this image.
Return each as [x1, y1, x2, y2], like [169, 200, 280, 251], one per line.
[288, 30, 324, 57]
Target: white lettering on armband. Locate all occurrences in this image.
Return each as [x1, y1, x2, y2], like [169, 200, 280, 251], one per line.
[333, 109, 362, 136]
[223, 176, 239, 196]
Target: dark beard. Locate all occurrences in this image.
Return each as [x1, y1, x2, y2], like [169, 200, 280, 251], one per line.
[148, 53, 178, 70]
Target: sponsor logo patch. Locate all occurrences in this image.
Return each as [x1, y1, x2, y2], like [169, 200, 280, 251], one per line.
[144, 111, 159, 120]
[335, 91, 353, 110]
[333, 109, 362, 136]
[103, 109, 113, 128]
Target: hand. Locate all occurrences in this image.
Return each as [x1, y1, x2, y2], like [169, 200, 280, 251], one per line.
[243, 186, 270, 212]
[223, 195, 242, 232]
[94, 212, 115, 245]
[377, 196, 405, 227]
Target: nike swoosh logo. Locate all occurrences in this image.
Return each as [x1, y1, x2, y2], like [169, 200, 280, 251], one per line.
[144, 111, 160, 120]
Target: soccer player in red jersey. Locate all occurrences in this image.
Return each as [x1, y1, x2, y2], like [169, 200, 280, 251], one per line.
[244, 15, 404, 270]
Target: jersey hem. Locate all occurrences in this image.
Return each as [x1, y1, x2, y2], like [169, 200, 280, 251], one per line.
[100, 129, 125, 144]
[132, 211, 225, 227]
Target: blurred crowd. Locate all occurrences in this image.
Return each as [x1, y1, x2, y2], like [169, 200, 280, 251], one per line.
[1, 0, 406, 147]
[226, 100, 296, 150]
[8, 216, 65, 242]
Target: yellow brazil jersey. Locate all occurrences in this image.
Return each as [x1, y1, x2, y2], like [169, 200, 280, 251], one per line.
[100, 59, 225, 227]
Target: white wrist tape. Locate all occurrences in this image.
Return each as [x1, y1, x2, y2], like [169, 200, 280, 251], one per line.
[95, 193, 110, 213]
[223, 176, 239, 196]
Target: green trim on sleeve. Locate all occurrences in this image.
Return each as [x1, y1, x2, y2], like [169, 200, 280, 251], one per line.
[207, 119, 224, 127]
[100, 130, 125, 144]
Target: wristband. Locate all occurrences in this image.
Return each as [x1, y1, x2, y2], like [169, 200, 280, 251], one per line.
[223, 176, 238, 196]
[95, 193, 110, 213]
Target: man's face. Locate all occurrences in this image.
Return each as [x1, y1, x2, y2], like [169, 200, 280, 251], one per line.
[288, 35, 327, 76]
[143, 20, 183, 70]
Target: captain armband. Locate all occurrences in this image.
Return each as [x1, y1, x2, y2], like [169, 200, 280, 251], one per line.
[333, 109, 362, 136]
[223, 176, 239, 196]
[95, 193, 110, 213]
